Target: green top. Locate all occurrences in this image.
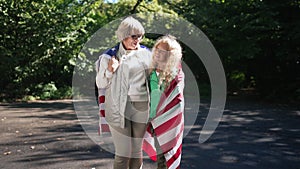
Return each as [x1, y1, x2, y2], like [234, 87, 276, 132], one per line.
[149, 70, 165, 119]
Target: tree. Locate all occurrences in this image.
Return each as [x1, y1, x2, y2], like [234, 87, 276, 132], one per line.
[0, 0, 99, 100]
[162, 0, 300, 101]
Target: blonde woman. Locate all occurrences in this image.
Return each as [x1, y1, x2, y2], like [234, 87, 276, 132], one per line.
[96, 16, 151, 169]
[144, 35, 185, 169]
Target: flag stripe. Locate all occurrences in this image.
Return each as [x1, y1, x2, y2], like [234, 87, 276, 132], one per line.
[157, 86, 181, 113]
[99, 103, 105, 110]
[100, 117, 107, 123]
[98, 93, 110, 134]
[156, 78, 179, 112]
[167, 153, 182, 169]
[152, 104, 181, 129]
[160, 122, 184, 153]
[164, 131, 183, 161]
[157, 94, 181, 117]
[154, 113, 183, 137]
[143, 139, 157, 161]
[101, 124, 110, 132]
[100, 110, 105, 117]
[166, 144, 182, 167]
[159, 120, 184, 152]
[99, 95, 105, 103]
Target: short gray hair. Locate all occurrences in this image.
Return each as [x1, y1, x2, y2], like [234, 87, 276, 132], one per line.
[116, 16, 145, 41]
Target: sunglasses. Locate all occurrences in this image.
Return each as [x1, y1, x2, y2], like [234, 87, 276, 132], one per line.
[130, 34, 143, 40]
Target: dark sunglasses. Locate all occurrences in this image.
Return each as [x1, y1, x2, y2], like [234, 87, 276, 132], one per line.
[130, 34, 143, 40]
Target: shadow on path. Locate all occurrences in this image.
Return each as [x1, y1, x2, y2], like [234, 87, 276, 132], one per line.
[182, 99, 300, 169]
[0, 99, 299, 169]
[0, 100, 114, 169]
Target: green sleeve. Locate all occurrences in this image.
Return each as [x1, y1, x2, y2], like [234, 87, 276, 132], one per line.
[149, 71, 162, 119]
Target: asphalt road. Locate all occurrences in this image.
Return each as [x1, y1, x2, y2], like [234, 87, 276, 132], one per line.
[0, 98, 299, 169]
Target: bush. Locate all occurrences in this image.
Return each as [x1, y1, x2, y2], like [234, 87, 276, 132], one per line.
[22, 82, 72, 101]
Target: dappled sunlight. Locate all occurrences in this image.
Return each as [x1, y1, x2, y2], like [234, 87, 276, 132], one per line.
[219, 155, 238, 163]
[253, 137, 277, 143]
[0, 101, 114, 168]
[181, 99, 300, 169]
[0, 98, 299, 168]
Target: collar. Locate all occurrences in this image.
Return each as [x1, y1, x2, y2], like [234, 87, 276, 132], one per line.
[118, 43, 140, 57]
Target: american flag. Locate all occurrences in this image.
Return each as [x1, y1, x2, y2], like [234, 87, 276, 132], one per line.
[97, 88, 110, 134]
[96, 49, 185, 168]
[143, 68, 185, 169]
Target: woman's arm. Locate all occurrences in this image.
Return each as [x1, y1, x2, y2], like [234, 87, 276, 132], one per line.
[96, 55, 113, 89]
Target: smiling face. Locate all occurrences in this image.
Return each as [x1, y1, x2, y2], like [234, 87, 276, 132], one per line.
[154, 43, 170, 63]
[150, 35, 182, 84]
[116, 16, 145, 50]
[122, 34, 143, 50]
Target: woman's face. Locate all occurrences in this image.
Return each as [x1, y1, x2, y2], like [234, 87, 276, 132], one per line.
[122, 34, 143, 50]
[154, 43, 170, 63]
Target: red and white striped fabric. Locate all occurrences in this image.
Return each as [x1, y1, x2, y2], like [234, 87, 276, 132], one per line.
[96, 50, 185, 168]
[143, 68, 185, 169]
[97, 88, 110, 134]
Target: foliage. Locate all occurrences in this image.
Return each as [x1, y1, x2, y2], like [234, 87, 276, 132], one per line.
[0, 0, 100, 100]
[163, 0, 300, 101]
[1, 0, 299, 102]
[0, 0, 169, 101]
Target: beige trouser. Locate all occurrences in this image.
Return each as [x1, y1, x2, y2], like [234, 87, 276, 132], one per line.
[110, 101, 149, 169]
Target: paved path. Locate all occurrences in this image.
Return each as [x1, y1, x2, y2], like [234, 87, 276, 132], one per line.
[0, 98, 299, 169]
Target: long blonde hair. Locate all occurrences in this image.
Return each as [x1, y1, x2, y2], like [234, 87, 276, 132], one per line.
[150, 35, 182, 88]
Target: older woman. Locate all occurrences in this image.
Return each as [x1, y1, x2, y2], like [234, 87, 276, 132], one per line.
[96, 16, 151, 169]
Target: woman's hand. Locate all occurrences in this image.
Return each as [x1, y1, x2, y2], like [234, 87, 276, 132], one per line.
[108, 56, 119, 73]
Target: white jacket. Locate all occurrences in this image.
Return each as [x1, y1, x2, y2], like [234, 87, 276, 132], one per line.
[96, 43, 151, 128]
